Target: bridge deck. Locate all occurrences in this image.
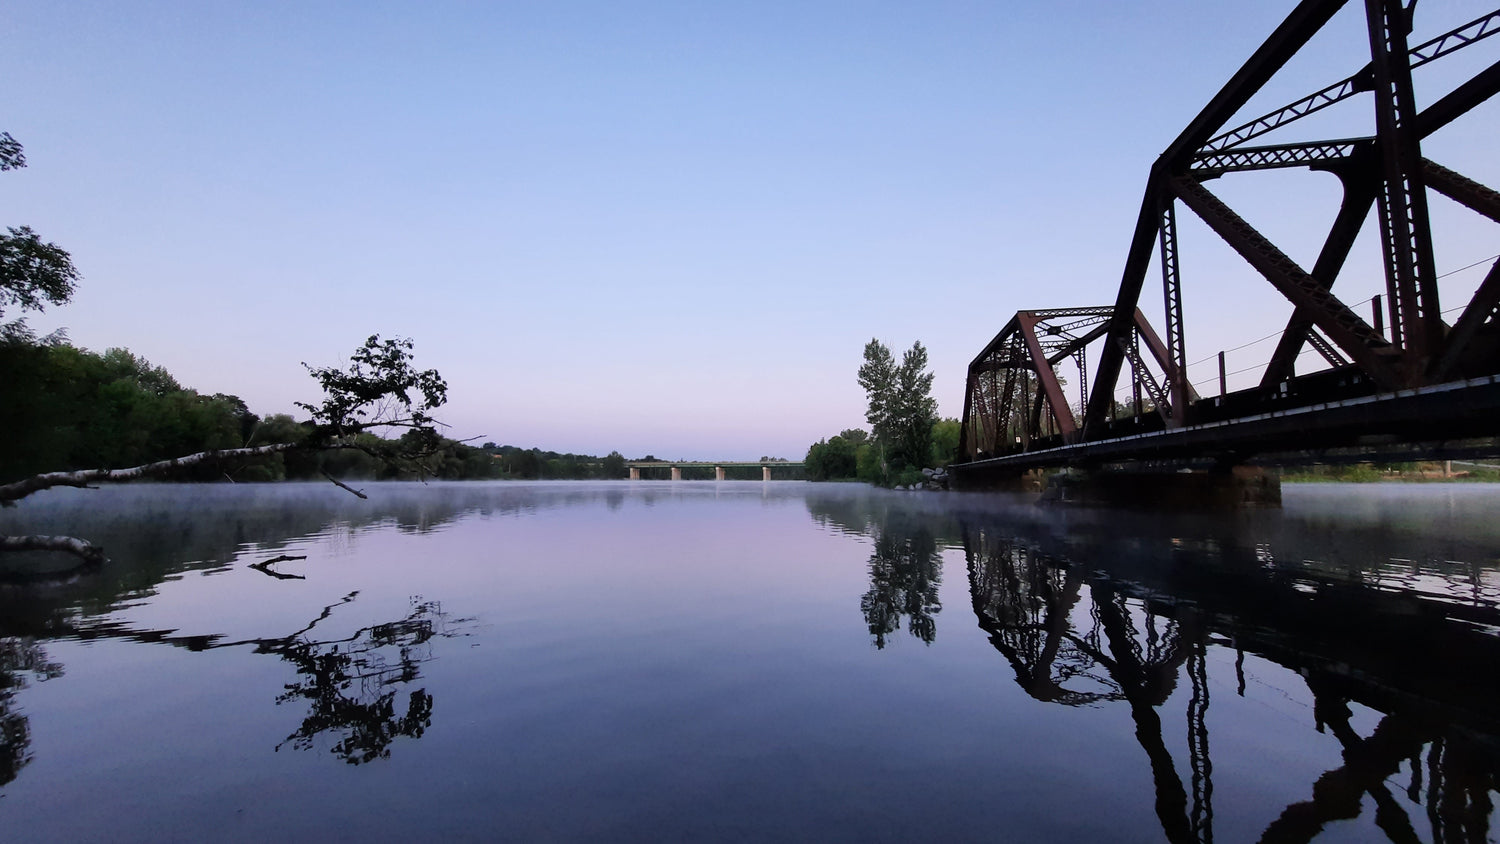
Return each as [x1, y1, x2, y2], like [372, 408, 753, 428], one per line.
[955, 373, 1500, 478]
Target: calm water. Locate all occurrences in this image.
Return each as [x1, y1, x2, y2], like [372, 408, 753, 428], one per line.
[1, 481, 1497, 842]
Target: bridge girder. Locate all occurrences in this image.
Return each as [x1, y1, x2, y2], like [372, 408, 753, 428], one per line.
[1066, 0, 1500, 448]
[959, 1, 1500, 469]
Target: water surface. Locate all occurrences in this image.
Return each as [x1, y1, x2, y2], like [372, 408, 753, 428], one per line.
[1, 481, 1496, 842]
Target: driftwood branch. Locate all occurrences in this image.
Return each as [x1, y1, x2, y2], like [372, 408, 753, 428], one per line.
[250, 554, 309, 580]
[0, 441, 301, 506]
[0, 534, 108, 565]
[320, 470, 368, 499]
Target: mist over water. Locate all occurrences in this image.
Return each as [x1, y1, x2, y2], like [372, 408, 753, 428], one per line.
[1, 481, 1496, 842]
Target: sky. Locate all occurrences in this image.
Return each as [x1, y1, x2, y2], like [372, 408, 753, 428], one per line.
[5, 1, 1498, 460]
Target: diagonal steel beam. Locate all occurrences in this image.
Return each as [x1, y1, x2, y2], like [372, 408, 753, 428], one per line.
[1261, 174, 1379, 386]
[1415, 58, 1500, 137]
[1306, 327, 1351, 367]
[1085, 178, 1169, 435]
[1085, 1, 1350, 438]
[1421, 159, 1500, 223]
[1171, 176, 1403, 386]
[1018, 313, 1080, 440]
[1201, 8, 1500, 154]
[1433, 258, 1500, 381]
[1133, 308, 1200, 403]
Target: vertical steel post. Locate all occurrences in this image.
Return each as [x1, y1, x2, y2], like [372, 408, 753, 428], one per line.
[1372, 294, 1384, 338]
[1159, 199, 1189, 426]
[1219, 352, 1227, 397]
[1366, 0, 1441, 376]
[1131, 328, 1143, 418]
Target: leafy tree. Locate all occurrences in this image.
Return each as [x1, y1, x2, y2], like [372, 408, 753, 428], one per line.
[930, 417, 961, 467]
[601, 451, 628, 479]
[0, 133, 80, 344]
[858, 338, 938, 476]
[805, 435, 860, 481]
[1, 335, 454, 562]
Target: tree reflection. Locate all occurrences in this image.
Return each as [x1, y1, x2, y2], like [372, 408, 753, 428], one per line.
[0, 637, 62, 788]
[964, 522, 1500, 844]
[0, 589, 468, 785]
[262, 595, 456, 765]
[861, 515, 942, 649]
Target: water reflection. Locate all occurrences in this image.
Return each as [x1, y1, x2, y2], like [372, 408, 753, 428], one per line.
[974, 520, 1500, 843]
[807, 488, 1500, 843]
[268, 594, 462, 765]
[0, 588, 467, 776]
[861, 513, 942, 648]
[0, 637, 61, 788]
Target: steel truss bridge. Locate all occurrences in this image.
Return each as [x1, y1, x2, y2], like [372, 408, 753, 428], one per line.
[957, 0, 1500, 480]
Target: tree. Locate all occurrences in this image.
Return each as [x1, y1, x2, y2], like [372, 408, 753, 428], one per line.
[858, 339, 937, 475]
[0, 133, 80, 344]
[0, 334, 450, 563]
[929, 417, 961, 467]
[601, 451, 628, 479]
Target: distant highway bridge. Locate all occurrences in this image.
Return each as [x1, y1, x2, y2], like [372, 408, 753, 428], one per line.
[954, 0, 1500, 499]
[625, 461, 804, 481]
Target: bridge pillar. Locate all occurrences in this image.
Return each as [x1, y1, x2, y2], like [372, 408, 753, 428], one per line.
[671, 467, 682, 481]
[1037, 467, 1281, 510]
[629, 467, 640, 481]
[762, 466, 771, 482]
[715, 466, 726, 481]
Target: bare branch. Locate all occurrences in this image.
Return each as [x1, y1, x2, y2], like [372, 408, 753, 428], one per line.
[320, 470, 369, 500]
[0, 442, 300, 506]
[250, 554, 308, 580]
[0, 534, 107, 565]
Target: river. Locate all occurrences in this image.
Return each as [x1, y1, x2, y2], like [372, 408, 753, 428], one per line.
[1, 481, 1496, 842]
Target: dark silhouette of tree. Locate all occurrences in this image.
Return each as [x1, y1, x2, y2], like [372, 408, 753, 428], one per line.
[0, 132, 80, 346]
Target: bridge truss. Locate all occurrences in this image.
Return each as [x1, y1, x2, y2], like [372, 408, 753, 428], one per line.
[960, 0, 1500, 469]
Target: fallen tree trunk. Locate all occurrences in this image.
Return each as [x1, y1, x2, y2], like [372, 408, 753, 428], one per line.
[0, 534, 107, 565]
[0, 442, 300, 507]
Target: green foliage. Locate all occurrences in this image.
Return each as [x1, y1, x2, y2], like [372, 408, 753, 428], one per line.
[0, 338, 509, 485]
[0, 342, 259, 481]
[297, 335, 447, 436]
[1, 134, 80, 343]
[929, 417, 960, 467]
[856, 443, 883, 484]
[858, 338, 937, 474]
[483, 444, 627, 480]
[805, 434, 861, 481]
[601, 451, 628, 479]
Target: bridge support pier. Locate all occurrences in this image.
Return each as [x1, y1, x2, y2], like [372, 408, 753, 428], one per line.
[715, 466, 726, 481]
[629, 467, 640, 481]
[671, 467, 682, 481]
[952, 463, 1279, 509]
[762, 466, 771, 482]
[1038, 467, 1281, 510]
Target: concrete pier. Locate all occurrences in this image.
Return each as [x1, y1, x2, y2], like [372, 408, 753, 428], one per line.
[671, 467, 682, 481]
[629, 467, 640, 480]
[1034, 467, 1282, 509]
[715, 466, 726, 481]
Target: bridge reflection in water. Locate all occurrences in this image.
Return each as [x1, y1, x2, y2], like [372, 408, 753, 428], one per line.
[970, 524, 1499, 844]
[807, 489, 1499, 844]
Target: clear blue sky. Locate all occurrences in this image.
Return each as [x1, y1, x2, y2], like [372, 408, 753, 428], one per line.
[6, 1, 1497, 459]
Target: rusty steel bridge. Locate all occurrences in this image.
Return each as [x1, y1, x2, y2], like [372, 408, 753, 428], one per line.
[954, 0, 1500, 488]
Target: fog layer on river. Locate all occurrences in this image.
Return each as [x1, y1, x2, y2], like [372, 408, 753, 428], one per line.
[1, 481, 1496, 843]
